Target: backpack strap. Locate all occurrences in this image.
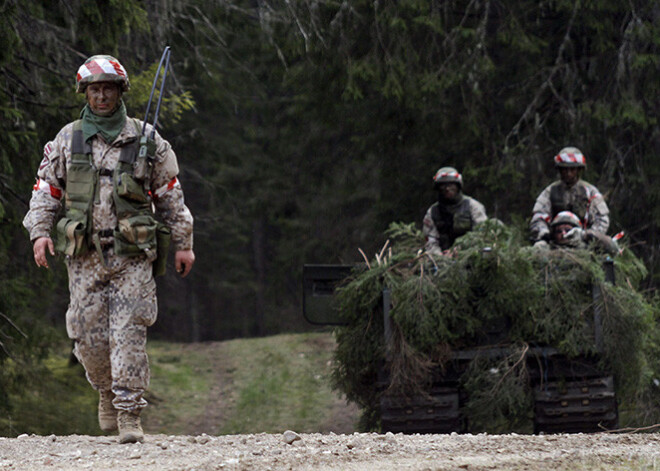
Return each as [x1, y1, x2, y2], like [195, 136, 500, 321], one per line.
[118, 119, 142, 165]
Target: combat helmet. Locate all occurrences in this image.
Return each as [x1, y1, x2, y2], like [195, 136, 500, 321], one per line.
[433, 167, 463, 189]
[554, 147, 586, 168]
[551, 211, 581, 228]
[76, 55, 130, 93]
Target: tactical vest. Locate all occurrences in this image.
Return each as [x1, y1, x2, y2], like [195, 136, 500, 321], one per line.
[55, 119, 167, 267]
[430, 196, 473, 250]
[549, 182, 589, 222]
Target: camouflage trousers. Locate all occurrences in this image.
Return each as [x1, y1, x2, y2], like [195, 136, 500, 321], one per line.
[65, 248, 157, 412]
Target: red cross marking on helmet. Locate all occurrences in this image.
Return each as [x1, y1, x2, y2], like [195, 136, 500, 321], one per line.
[109, 60, 126, 77]
[85, 60, 105, 75]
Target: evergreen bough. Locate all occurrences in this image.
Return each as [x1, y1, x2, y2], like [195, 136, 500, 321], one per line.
[332, 221, 660, 433]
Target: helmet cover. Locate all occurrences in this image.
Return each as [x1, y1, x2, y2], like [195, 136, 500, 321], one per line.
[554, 147, 586, 168]
[551, 211, 581, 228]
[76, 55, 129, 93]
[433, 167, 463, 189]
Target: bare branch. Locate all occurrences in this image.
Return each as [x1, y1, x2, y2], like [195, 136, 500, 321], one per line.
[503, 0, 582, 153]
[0, 312, 28, 339]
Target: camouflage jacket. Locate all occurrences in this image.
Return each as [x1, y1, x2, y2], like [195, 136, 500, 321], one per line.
[533, 228, 619, 256]
[422, 194, 487, 253]
[530, 180, 609, 242]
[23, 118, 193, 251]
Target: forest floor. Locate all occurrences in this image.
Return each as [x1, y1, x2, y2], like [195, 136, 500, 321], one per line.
[1, 333, 660, 470]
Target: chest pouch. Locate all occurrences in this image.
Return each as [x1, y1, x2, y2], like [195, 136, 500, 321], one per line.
[112, 130, 159, 262]
[453, 211, 472, 236]
[116, 171, 149, 203]
[55, 127, 95, 257]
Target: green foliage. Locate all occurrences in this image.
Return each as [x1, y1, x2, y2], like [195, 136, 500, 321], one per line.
[460, 348, 534, 433]
[76, 1, 149, 53]
[0, 257, 59, 422]
[124, 62, 196, 127]
[333, 221, 660, 432]
[0, 351, 99, 437]
[0, 336, 100, 437]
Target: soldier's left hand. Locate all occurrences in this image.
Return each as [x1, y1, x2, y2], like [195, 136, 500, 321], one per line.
[175, 249, 195, 277]
[564, 227, 586, 242]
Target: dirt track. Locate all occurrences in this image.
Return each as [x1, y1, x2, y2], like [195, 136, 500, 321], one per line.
[1, 431, 659, 470]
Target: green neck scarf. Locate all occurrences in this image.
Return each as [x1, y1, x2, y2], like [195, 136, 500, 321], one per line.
[80, 100, 127, 144]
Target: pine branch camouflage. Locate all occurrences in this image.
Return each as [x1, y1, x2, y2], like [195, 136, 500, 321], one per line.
[332, 221, 660, 433]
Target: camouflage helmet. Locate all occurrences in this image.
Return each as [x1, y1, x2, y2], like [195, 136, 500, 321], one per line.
[551, 211, 581, 228]
[76, 55, 129, 93]
[554, 146, 586, 168]
[433, 167, 463, 189]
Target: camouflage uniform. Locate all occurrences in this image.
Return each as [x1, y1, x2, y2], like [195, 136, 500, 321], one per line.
[533, 229, 619, 256]
[23, 118, 193, 412]
[530, 180, 609, 242]
[422, 195, 487, 254]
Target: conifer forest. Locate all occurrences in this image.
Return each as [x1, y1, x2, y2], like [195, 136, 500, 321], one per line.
[1, 1, 660, 426]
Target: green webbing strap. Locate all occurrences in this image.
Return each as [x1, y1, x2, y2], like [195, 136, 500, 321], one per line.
[91, 232, 108, 268]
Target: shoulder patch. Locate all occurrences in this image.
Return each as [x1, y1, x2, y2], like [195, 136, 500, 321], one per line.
[39, 141, 57, 170]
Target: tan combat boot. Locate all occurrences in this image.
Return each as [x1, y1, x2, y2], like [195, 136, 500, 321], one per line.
[117, 409, 144, 444]
[98, 390, 118, 432]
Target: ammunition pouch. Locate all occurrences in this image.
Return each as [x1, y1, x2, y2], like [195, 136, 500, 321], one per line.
[153, 223, 171, 277]
[116, 172, 149, 203]
[114, 212, 171, 277]
[54, 217, 88, 257]
[453, 211, 472, 236]
[55, 146, 95, 257]
[114, 213, 158, 259]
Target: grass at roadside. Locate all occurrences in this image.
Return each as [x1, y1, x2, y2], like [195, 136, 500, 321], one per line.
[217, 332, 352, 434]
[142, 331, 357, 435]
[1, 332, 357, 437]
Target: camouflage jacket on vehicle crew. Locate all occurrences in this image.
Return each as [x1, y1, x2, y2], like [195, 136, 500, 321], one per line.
[422, 194, 487, 253]
[533, 228, 619, 256]
[530, 180, 609, 243]
[23, 118, 193, 253]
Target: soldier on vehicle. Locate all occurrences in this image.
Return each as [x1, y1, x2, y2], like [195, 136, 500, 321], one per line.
[533, 211, 619, 255]
[422, 166, 487, 256]
[530, 147, 609, 246]
[23, 55, 195, 443]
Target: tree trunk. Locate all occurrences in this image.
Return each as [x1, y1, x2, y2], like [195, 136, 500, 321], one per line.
[251, 217, 267, 337]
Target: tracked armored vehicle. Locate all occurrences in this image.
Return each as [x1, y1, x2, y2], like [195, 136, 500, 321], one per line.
[302, 259, 619, 434]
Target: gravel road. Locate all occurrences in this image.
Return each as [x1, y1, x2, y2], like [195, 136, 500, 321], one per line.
[1, 431, 659, 470]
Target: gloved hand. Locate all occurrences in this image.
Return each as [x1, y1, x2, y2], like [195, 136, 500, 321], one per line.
[533, 239, 549, 249]
[564, 227, 586, 244]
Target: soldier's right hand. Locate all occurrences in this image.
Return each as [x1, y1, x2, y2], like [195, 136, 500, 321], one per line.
[33, 236, 55, 269]
[533, 239, 549, 249]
